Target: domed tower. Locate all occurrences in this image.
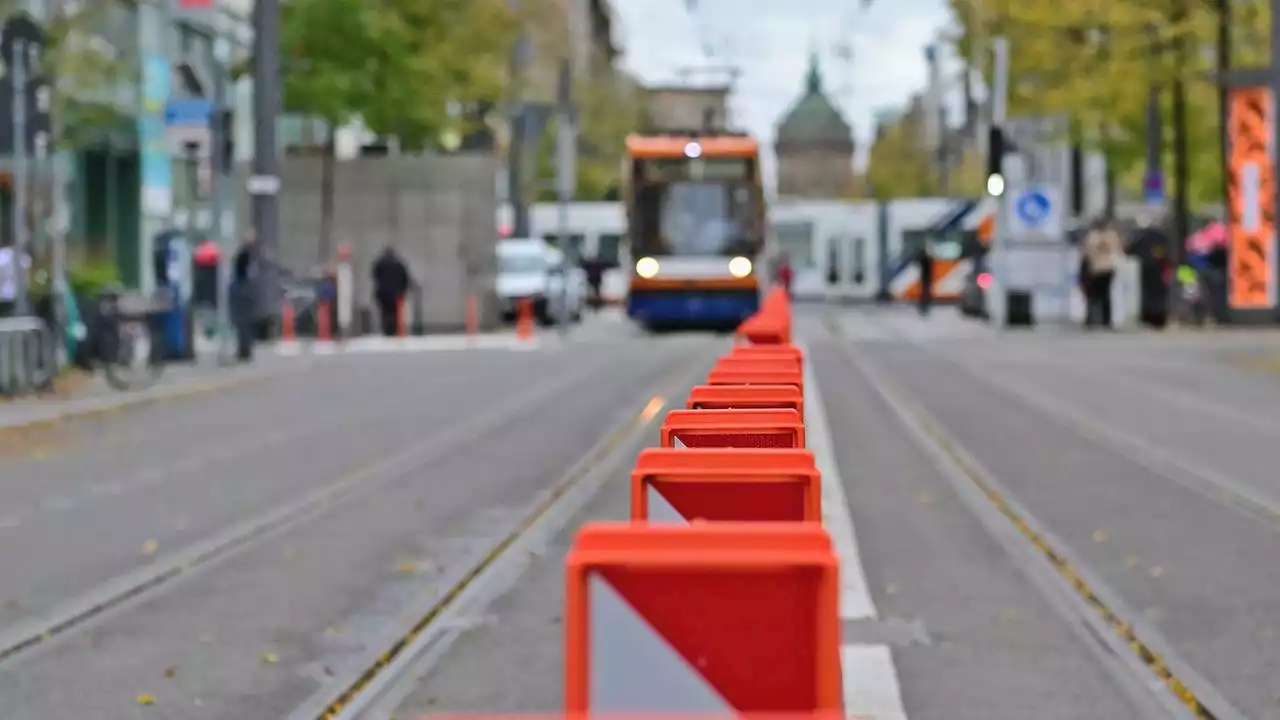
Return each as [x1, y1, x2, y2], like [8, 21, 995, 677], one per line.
[774, 53, 856, 198]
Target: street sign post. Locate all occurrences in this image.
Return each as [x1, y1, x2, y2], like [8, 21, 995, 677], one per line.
[1143, 170, 1165, 207]
[1009, 186, 1063, 241]
[165, 99, 214, 209]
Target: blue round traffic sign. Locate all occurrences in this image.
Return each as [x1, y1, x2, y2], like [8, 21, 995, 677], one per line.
[1014, 190, 1051, 227]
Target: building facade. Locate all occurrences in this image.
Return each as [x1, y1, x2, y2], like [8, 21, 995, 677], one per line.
[774, 55, 855, 200]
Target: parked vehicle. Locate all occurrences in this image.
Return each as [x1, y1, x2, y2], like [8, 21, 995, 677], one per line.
[496, 237, 586, 326]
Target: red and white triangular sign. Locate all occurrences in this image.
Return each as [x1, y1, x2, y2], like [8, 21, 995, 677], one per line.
[587, 573, 733, 712]
[565, 523, 844, 714]
[631, 449, 823, 524]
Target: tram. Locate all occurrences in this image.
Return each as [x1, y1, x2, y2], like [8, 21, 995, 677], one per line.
[623, 129, 766, 331]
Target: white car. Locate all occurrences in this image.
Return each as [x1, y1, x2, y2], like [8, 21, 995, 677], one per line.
[496, 237, 586, 325]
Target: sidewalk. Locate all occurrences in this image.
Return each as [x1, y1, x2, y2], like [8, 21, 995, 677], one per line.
[0, 354, 312, 431]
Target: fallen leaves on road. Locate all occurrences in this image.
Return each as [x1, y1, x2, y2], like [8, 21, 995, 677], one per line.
[398, 561, 420, 575]
[1149, 565, 1165, 578]
[1125, 555, 1140, 569]
[262, 651, 279, 664]
[164, 666, 178, 678]
[1091, 529, 1108, 542]
[140, 539, 159, 556]
[136, 693, 156, 705]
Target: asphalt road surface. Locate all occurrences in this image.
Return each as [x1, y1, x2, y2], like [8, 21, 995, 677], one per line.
[386, 307, 1280, 720]
[0, 326, 719, 720]
[8, 306, 1280, 720]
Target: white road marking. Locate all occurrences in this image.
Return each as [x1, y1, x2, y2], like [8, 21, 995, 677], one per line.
[272, 335, 549, 355]
[801, 342, 910, 720]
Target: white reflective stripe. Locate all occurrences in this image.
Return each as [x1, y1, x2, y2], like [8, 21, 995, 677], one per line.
[672, 436, 686, 448]
[934, 260, 972, 295]
[646, 484, 686, 522]
[588, 572, 733, 713]
[646, 257, 736, 279]
[889, 264, 918, 294]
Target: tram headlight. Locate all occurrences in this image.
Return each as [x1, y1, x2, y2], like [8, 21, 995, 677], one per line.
[728, 256, 753, 278]
[635, 256, 660, 278]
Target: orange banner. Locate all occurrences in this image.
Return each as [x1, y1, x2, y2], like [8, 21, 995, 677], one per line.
[1227, 87, 1277, 310]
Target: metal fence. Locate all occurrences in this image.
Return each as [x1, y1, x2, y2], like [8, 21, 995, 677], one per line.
[0, 316, 57, 396]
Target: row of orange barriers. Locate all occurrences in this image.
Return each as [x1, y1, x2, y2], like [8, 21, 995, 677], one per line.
[278, 295, 537, 341]
[561, 288, 845, 714]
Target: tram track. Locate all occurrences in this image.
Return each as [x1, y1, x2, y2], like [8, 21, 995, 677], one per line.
[0, 346, 658, 672]
[824, 315, 1249, 720]
[291, 351, 712, 720]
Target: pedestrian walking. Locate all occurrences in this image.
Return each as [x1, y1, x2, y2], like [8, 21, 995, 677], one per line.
[371, 246, 411, 337]
[1082, 218, 1124, 328]
[192, 237, 220, 340]
[230, 228, 259, 361]
[775, 253, 793, 298]
[0, 245, 19, 317]
[916, 243, 933, 316]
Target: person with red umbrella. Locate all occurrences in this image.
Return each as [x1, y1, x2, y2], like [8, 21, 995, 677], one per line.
[192, 237, 221, 342]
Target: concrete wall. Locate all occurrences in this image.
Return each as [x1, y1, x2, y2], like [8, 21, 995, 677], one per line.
[776, 146, 856, 199]
[645, 87, 731, 130]
[235, 153, 501, 332]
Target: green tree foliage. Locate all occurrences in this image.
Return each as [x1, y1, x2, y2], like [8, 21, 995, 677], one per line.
[947, 0, 1269, 207]
[534, 73, 645, 202]
[863, 110, 986, 199]
[357, 0, 517, 148]
[864, 118, 939, 199]
[0, 1, 135, 148]
[278, 0, 518, 257]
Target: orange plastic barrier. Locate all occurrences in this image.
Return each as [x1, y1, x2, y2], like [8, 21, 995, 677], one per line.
[661, 408, 805, 448]
[707, 366, 803, 393]
[516, 298, 535, 340]
[465, 294, 480, 337]
[686, 384, 804, 414]
[631, 448, 822, 522]
[279, 301, 296, 341]
[558, 279, 839, 712]
[712, 357, 799, 376]
[316, 300, 332, 340]
[734, 288, 792, 345]
[564, 522, 843, 714]
[728, 343, 804, 368]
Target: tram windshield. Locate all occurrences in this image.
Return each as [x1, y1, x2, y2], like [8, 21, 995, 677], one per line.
[629, 156, 762, 258]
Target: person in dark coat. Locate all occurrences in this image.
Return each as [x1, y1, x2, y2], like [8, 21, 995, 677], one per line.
[230, 229, 259, 361]
[583, 258, 605, 310]
[192, 238, 221, 340]
[916, 244, 934, 316]
[372, 246, 411, 337]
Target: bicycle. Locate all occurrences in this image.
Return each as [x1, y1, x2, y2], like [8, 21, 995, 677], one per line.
[88, 290, 166, 391]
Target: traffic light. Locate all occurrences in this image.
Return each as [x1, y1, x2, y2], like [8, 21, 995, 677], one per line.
[986, 125, 1005, 196]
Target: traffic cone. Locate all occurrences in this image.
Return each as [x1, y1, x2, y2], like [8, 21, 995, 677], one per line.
[516, 298, 534, 341]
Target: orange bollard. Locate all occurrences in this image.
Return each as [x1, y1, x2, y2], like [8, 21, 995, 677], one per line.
[465, 294, 480, 337]
[516, 298, 534, 340]
[280, 301, 296, 341]
[316, 300, 332, 340]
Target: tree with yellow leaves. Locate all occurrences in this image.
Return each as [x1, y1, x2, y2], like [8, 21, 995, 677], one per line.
[947, 0, 1268, 207]
[864, 112, 943, 199]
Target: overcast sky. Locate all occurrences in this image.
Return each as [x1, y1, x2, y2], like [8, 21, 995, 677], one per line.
[611, 0, 955, 185]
